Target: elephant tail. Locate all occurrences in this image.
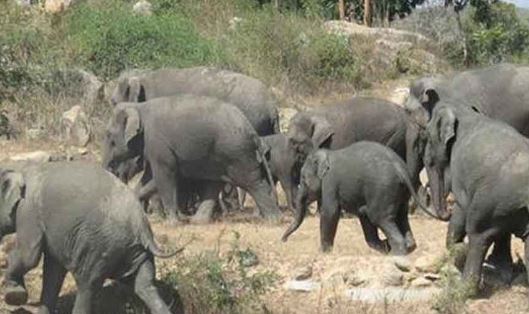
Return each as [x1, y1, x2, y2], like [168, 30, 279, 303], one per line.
[141, 220, 188, 258]
[394, 162, 443, 220]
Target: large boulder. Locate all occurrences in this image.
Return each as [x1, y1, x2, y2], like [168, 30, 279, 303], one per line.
[324, 20, 449, 75]
[44, 0, 73, 13]
[61, 105, 91, 147]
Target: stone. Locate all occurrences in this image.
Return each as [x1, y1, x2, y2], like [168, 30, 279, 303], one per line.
[76, 70, 104, 105]
[424, 273, 441, 281]
[414, 255, 439, 273]
[26, 128, 44, 140]
[228, 17, 243, 31]
[293, 265, 313, 280]
[345, 287, 441, 303]
[44, 0, 73, 13]
[61, 105, 91, 147]
[410, 277, 433, 288]
[278, 107, 298, 133]
[284, 280, 320, 292]
[10, 151, 51, 163]
[133, 0, 152, 16]
[393, 256, 411, 272]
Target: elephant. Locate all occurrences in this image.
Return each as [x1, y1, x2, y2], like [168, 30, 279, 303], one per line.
[424, 102, 529, 292]
[286, 97, 423, 190]
[111, 66, 280, 135]
[110, 66, 281, 212]
[239, 133, 300, 211]
[0, 162, 182, 314]
[102, 94, 280, 224]
[281, 142, 433, 255]
[405, 63, 529, 282]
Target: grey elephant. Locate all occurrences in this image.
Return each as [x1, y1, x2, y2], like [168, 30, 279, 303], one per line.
[102, 95, 280, 224]
[405, 63, 529, 282]
[110, 66, 281, 212]
[111, 66, 280, 135]
[0, 162, 182, 314]
[424, 102, 529, 292]
[287, 97, 422, 189]
[239, 133, 299, 211]
[282, 142, 433, 255]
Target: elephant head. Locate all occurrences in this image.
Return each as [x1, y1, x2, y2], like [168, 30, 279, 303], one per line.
[282, 150, 329, 241]
[0, 169, 25, 241]
[102, 104, 144, 178]
[423, 105, 457, 221]
[286, 113, 334, 163]
[111, 76, 146, 105]
[405, 77, 443, 128]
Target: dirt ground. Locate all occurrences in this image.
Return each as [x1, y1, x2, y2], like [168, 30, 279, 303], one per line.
[1, 142, 529, 314]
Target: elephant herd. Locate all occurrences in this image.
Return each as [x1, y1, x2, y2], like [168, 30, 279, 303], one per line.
[1, 63, 529, 313]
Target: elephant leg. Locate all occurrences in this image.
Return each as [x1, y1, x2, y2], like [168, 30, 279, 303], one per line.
[132, 258, 172, 314]
[320, 196, 340, 253]
[396, 204, 416, 253]
[71, 279, 102, 314]
[191, 182, 222, 224]
[220, 184, 241, 213]
[378, 217, 408, 256]
[485, 234, 513, 284]
[359, 215, 388, 254]
[280, 176, 295, 212]
[245, 180, 280, 221]
[150, 162, 185, 224]
[4, 225, 44, 306]
[38, 253, 67, 314]
[238, 188, 247, 209]
[524, 236, 529, 285]
[447, 204, 466, 248]
[463, 229, 498, 293]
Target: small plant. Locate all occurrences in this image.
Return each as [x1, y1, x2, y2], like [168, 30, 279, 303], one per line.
[160, 232, 277, 314]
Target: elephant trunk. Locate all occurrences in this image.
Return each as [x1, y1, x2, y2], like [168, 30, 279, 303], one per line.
[282, 184, 308, 242]
[247, 180, 281, 221]
[426, 165, 451, 221]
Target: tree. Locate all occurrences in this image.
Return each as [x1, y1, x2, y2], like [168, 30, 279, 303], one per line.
[338, 0, 345, 19]
[364, 0, 372, 26]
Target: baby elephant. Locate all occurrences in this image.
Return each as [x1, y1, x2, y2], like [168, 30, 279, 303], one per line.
[282, 141, 431, 255]
[0, 162, 181, 314]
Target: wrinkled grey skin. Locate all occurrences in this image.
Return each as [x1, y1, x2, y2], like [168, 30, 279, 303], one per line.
[405, 63, 529, 282]
[111, 66, 281, 212]
[111, 66, 280, 135]
[287, 97, 422, 190]
[282, 142, 429, 255]
[240, 134, 299, 211]
[424, 103, 529, 292]
[102, 95, 280, 224]
[0, 162, 180, 314]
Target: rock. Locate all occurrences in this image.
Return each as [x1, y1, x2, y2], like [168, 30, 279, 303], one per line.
[61, 105, 91, 147]
[293, 265, 313, 280]
[228, 17, 243, 31]
[380, 264, 404, 287]
[278, 107, 298, 133]
[10, 151, 51, 163]
[345, 287, 441, 303]
[388, 87, 410, 106]
[410, 277, 434, 288]
[44, 0, 73, 13]
[26, 128, 44, 140]
[284, 280, 320, 292]
[324, 20, 429, 44]
[133, 0, 152, 16]
[393, 256, 411, 272]
[77, 70, 104, 105]
[414, 255, 439, 273]
[424, 273, 441, 281]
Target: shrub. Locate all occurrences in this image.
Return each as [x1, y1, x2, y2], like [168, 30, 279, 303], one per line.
[64, 1, 226, 80]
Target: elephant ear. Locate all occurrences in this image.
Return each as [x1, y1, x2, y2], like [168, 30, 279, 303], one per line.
[310, 116, 334, 149]
[124, 107, 142, 144]
[127, 77, 146, 102]
[314, 150, 330, 179]
[0, 170, 25, 225]
[437, 107, 457, 146]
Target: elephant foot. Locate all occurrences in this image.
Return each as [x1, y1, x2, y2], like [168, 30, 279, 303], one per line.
[483, 260, 513, 285]
[4, 282, 28, 306]
[190, 213, 214, 225]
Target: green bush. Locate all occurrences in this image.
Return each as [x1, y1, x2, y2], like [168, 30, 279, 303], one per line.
[64, 1, 226, 80]
[464, 1, 529, 65]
